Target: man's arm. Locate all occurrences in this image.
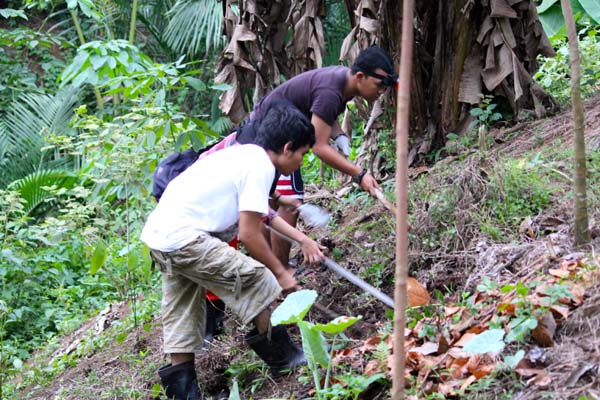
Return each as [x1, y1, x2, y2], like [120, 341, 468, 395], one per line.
[270, 215, 326, 265]
[311, 114, 380, 195]
[238, 211, 298, 294]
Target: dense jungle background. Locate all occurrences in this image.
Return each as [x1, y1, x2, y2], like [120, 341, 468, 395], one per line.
[1, 0, 600, 399]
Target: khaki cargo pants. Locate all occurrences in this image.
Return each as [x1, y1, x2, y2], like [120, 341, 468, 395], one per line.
[150, 232, 282, 354]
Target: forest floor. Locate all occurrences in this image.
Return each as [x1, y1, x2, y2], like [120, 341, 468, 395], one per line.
[15, 95, 600, 400]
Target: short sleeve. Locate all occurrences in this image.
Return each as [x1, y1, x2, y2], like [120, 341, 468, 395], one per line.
[237, 149, 274, 216]
[310, 89, 344, 126]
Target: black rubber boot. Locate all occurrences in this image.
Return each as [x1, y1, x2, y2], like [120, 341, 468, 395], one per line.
[245, 325, 307, 377]
[204, 299, 225, 343]
[157, 361, 203, 400]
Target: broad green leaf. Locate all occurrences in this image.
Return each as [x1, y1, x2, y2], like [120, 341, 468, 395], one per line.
[13, 358, 23, 369]
[580, 0, 600, 23]
[228, 379, 241, 400]
[116, 332, 127, 343]
[211, 83, 234, 91]
[271, 289, 317, 325]
[0, 9, 28, 20]
[470, 108, 483, 116]
[537, 0, 559, 14]
[186, 77, 206, 91]
[313, 316, 362, 334]
[506, 316, 538, 342]
[107, 56, 117, 69]
[539, 4, 566, 38]
[463, 329, 506, 354]
[2, 248, 23, 265]
[117, 50, 129, 65]
[90, 239, 107, 275]
[504, 349, 525, 368]
[298, 320, 329, 368]
[61, 51, 89, 82]
[90, 54, 106, 70]
[151, 384, 162, 398]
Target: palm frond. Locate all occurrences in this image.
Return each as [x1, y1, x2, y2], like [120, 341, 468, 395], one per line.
[209, 116, 234, 135]
[163, 0, 225, 57]
[0, 86, 82, 188]
[9, 169, 78, 217]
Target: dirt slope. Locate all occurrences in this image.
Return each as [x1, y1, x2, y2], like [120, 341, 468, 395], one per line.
[16, 95, 600, 400]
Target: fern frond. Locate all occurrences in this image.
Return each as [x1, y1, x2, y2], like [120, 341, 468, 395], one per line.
[0, 86, 82, 187]
[209, 117, 234, 135]
[163, 0, 225, 57]
[9, 169, 78, 216]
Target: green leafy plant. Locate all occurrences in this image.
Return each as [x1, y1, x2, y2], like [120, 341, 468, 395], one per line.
[535, 25, 600, 103]
[482, 159, 552, 229]
[162, 0, 225, 57]
[271, 290, 384, 400]
[537, 0, 600, 40]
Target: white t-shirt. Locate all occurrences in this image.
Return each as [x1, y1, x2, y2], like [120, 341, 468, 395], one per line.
[141, 144, 274, 252]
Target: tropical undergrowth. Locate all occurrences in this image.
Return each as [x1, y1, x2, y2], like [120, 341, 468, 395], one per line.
[535, 23, 600, 104]
[321, 128, 599, 301]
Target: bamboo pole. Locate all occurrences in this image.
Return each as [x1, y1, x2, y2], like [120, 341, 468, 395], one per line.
[560, 0, 590, 246]
[392, 0, 415, 398]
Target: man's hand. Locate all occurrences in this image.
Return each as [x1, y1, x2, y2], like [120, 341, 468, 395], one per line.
[299, 238, 326, 266]
[360, 172, 380, 196]
[332, 134, 351, 157]
[275, 269, 300, 295]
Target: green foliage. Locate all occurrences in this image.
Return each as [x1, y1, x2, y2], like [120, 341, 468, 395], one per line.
[0, 187, 116, 374]
[163, 0, 225, 57]
[271, 290, 317, 325]
[322, 0, 351, 66]
[534, 25, 600, 103]
[463, 329, 506, 354]
[9, 169, 78, 216]
[482, 159, 552, 229]
[270, 290, 376, 400]
[60, 39, 154, 88]
[0, 8, 27, 19]
[469, 95, 503, 130]
[0, 26, 72, 113]
[537, 0, 600, 39]
[0, 87, 82, 188]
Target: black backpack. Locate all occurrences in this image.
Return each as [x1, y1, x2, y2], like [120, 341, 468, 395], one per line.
[152, 148, 206, 201]
[152, 123, 278, 202]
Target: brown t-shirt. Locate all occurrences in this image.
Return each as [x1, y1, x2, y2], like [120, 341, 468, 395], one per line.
[251, 66, 349, 126]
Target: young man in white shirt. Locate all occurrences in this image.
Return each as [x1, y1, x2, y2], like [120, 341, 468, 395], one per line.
[141, 104, 324, 399]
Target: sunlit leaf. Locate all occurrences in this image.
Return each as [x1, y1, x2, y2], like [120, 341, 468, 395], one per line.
[298, 320, 329, 368]
[504, 349, 525, 368]
[464, 329, 505, 354]
[537, 0, 559, 14]
[186, 77, 206, 91]
[271, 289, 317, 325]
[228, 379, 241, 400]
[579, 0, 600, 23]
[0, 8, 28, 19]
[313, 316, 362, 334]
[90, 239, 108, 275]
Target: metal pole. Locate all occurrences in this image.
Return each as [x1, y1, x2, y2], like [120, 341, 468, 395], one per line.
[268, 228, 395, 309]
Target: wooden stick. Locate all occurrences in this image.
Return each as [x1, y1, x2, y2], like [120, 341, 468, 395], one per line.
[392, 0, 415, 398]
[375, 188, 398, 214]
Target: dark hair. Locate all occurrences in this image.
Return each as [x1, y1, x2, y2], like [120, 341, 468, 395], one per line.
[253, 101, 315, 153]
[350, 45, 395, 76]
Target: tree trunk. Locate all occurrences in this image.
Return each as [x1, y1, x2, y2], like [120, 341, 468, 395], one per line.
[560, 0, 590, 246]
